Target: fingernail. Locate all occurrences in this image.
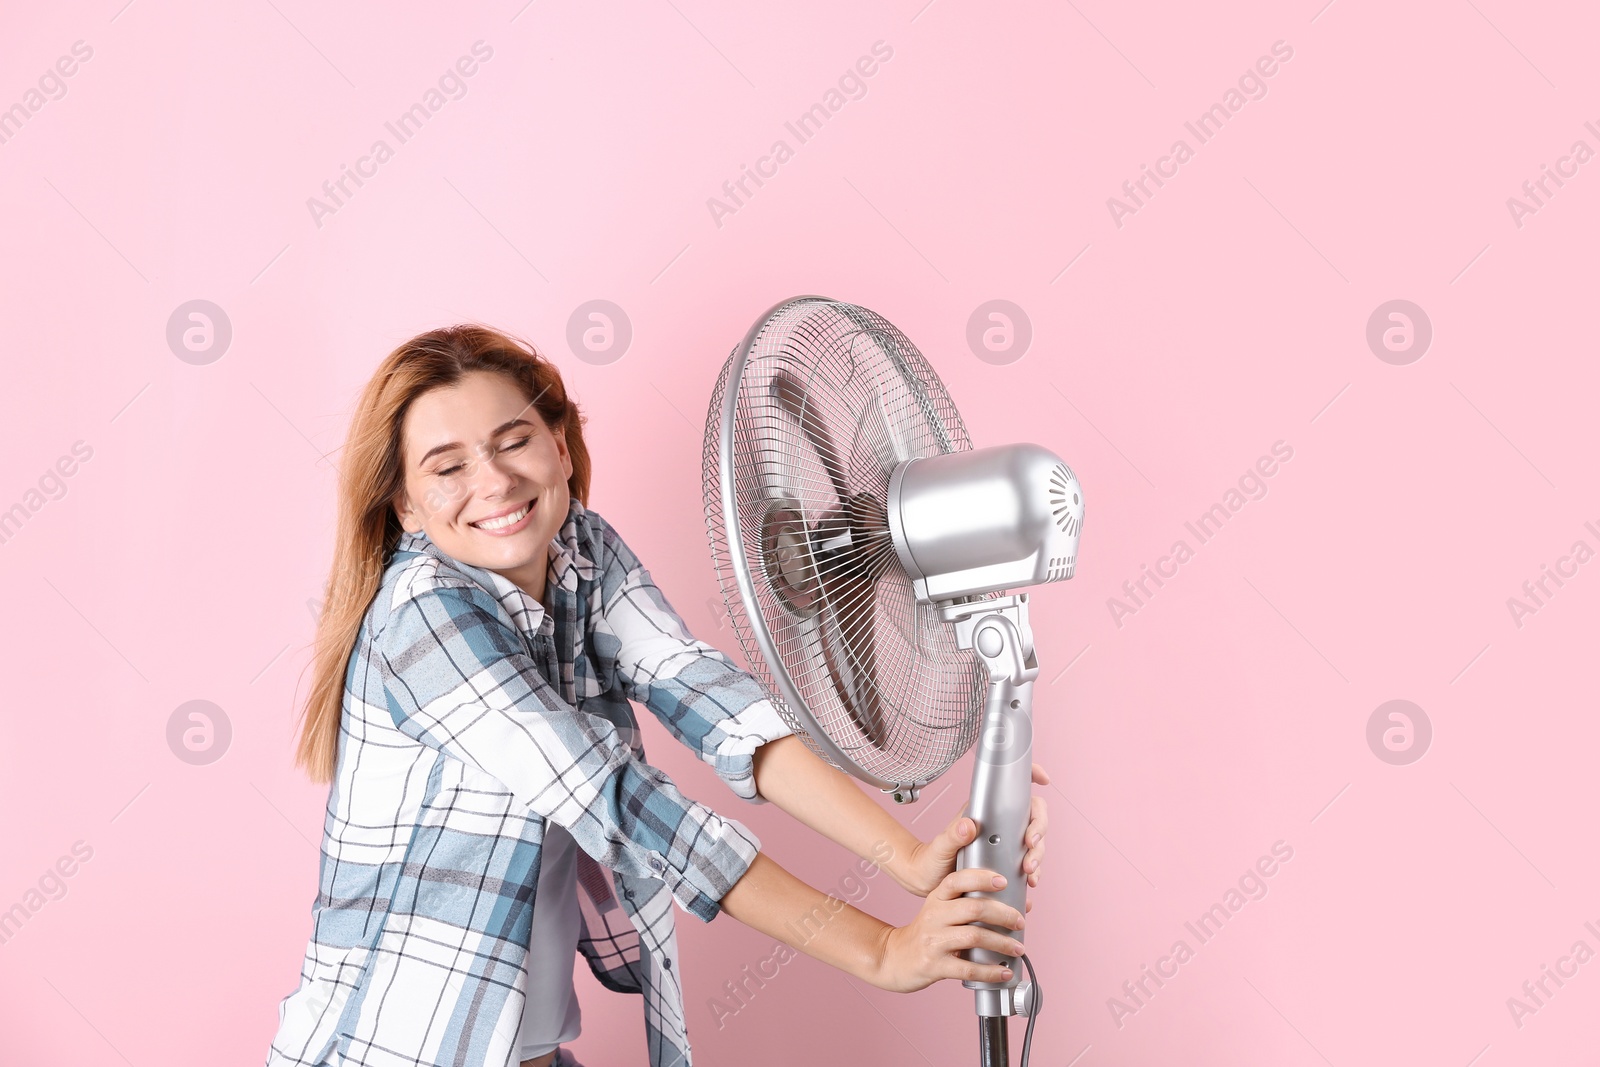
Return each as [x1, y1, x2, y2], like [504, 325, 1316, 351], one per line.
[1010, 941, 1025, 954]
[992, 875, 1006, 887]
[1031, 834, 1041, 846]
[1000, 968, 1013, 978]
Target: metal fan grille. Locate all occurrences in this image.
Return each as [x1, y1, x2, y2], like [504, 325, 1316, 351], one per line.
[703, 297, 987, 788]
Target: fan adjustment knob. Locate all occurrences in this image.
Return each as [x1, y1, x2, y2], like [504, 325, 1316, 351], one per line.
[976, 623, 1005, 658]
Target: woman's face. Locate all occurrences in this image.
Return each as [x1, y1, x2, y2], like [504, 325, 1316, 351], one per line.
[392, 370, 573, 598]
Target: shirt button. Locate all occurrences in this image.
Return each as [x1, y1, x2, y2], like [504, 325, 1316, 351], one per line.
[662, 957, 672, 970]
[648, 855, 664, 872]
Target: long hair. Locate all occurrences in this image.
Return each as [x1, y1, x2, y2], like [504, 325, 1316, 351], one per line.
[293, 324, 592, 783]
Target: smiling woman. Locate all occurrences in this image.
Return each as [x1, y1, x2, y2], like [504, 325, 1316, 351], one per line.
[291, 326, 590, 789]
[265, 323, 1046, 1067]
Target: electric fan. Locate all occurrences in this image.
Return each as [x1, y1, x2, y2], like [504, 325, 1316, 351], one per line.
[702, 296, 1083, 1067]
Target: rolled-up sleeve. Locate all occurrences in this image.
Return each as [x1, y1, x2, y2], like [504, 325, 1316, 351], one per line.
[376, 578, 759, 922]
[589, 520, 795, 805]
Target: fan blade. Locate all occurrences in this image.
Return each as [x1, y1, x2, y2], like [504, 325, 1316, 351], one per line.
[771, 367, 849, 503]
[816, 574, 888, 751]
[811, 511, 891, 752]
[856, 388, 910, 478]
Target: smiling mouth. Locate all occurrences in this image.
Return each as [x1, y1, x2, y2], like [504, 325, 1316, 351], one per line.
[471, 501, 532, 530]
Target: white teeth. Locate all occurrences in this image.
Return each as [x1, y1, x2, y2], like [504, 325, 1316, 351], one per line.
[473, 502, 530, 530]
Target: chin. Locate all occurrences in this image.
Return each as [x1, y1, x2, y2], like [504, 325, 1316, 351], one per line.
[478, 535, 542, 563]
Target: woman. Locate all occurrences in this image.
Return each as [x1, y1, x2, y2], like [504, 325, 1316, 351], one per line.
[266, 324, 1050, 1067]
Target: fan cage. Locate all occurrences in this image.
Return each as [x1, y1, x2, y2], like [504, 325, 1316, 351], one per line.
[702, 297, 990, 789]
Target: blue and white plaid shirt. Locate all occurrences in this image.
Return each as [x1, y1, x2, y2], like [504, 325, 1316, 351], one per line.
[267, 497, 794, 1067]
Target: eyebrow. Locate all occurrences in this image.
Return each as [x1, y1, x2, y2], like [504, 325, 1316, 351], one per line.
[416, 418, 535, 468]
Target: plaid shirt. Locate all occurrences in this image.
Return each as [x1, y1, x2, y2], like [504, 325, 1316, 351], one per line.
[267, 497, 794, 1067]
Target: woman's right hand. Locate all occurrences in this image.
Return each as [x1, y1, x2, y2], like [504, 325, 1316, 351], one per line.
[867, 867, 1027, 993]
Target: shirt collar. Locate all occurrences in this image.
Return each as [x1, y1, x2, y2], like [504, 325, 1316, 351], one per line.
[392, 496, 598, 637]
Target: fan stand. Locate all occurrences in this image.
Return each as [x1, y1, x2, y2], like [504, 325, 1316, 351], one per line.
[942, 592, 1039, 1067]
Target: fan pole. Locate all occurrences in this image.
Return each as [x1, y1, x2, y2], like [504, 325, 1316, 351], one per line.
[944, 594, 1039, 1066]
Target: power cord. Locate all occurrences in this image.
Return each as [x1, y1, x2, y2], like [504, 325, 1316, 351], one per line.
[1018, 951, 1040, 1067]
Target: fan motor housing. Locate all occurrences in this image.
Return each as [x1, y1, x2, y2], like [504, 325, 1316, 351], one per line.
[888, 443, 1083, 602]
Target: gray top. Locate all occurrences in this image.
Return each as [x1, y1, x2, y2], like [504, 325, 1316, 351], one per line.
[517, 822, 583, 1060]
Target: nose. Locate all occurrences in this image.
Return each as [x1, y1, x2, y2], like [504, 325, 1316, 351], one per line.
[478, 451, 517, 499]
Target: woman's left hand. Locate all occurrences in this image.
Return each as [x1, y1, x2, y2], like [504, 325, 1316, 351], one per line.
[895, 764, 1051, 897]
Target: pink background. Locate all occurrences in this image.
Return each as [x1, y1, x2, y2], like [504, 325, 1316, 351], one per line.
[1, 1, 1596, 1064]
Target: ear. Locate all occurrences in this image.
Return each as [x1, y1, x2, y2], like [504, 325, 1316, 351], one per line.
[393, 490, 423, 534]
[555, 422, 574, 480]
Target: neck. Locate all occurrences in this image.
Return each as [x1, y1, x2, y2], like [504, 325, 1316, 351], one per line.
[498, 557, 549, 607]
